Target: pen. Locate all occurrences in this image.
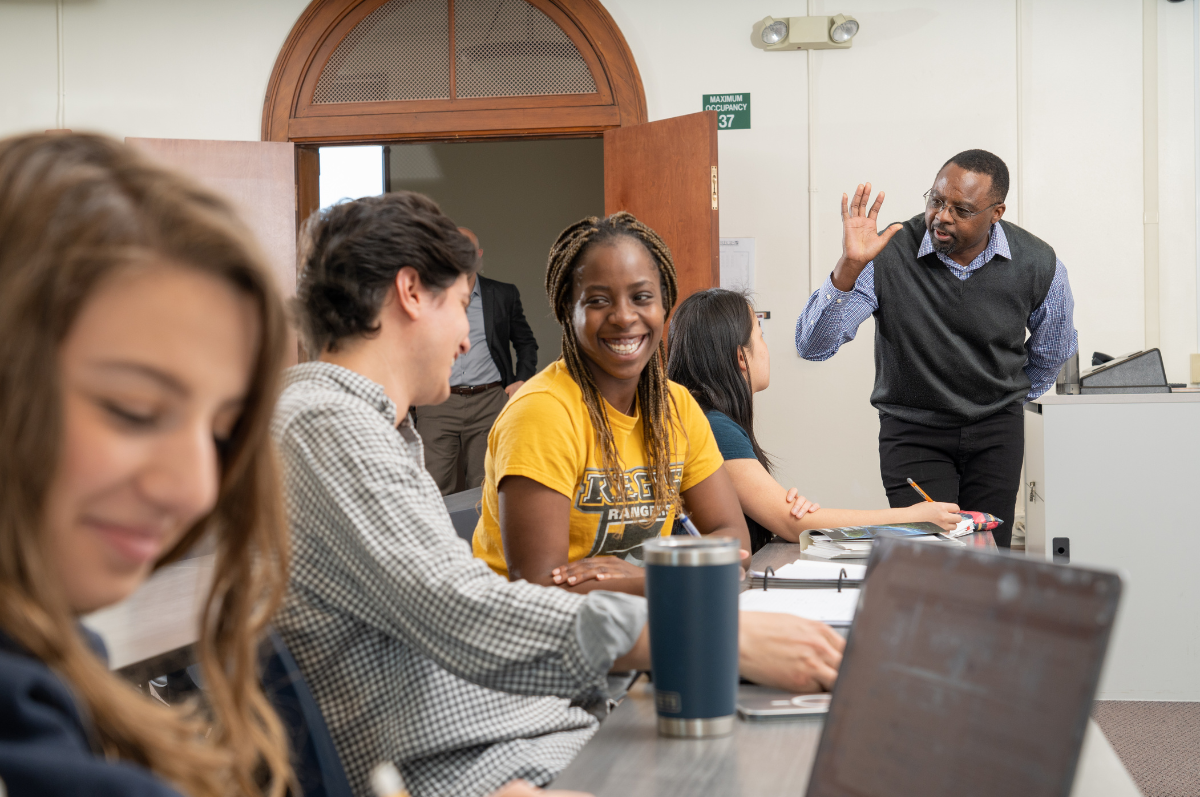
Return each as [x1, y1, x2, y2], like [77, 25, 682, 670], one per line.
[678, 512, 702, 537]
[906, 477, 934, 503]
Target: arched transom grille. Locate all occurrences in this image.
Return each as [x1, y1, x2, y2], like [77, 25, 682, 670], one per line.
[314, 0, 451, 103]
[312, 0, 598, 105]
[455, 0, 596, 97]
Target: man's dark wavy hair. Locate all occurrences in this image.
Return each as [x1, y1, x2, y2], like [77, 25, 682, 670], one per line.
[942, 149, 1009, 204]
[295, 191, 478, 354]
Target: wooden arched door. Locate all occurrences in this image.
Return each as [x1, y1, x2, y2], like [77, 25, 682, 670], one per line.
[264, 0, 718, 302]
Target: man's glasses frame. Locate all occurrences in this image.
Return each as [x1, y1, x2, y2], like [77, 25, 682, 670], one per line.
[923, 190, 999, 222]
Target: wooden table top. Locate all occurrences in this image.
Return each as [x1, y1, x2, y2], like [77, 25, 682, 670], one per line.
[551, 677, 1140, 796]
[553, 534, 1141, 797]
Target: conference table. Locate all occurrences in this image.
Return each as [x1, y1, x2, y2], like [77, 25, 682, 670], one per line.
[83, 537, 1143, 797]
[552, 538, 1144, 797]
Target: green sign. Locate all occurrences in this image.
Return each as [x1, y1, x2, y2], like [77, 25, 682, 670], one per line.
[703, 93, 751, 130]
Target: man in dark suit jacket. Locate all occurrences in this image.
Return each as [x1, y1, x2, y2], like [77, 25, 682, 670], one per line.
[415, 228, 538, 494]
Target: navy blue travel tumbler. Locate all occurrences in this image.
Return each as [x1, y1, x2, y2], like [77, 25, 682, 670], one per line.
[644, 536, 740, 737]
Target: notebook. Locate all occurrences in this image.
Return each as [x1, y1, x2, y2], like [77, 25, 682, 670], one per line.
[738, 587, 859, 627]
[804, 538, 1122, 797]
[748, 560, 867, 588]
[801, 524, 967, 560]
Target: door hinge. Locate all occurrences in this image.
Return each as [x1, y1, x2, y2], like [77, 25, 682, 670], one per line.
[1028, 480, 1043, 503]
[711, 166, 718, 210]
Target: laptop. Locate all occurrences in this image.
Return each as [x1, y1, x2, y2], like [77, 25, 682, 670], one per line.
[805, 537, 1122, 797]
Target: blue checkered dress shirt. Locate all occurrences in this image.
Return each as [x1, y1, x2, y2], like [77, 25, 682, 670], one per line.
[795, 223, 1078, 401]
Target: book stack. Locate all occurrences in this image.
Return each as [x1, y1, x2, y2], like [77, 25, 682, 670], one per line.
[801, 520, 970, 560]
[804, 533, 873, 560]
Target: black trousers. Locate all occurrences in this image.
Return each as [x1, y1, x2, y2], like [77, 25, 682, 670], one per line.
[878, 402, 1024, 548]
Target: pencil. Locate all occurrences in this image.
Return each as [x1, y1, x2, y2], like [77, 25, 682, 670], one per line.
[906, 477, 934, 503]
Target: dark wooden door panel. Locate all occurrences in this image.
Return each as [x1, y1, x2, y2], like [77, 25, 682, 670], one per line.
[126, 138, 299, 364]
[603, 111, 719, 306]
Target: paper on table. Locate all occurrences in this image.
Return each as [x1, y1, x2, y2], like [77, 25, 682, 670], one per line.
[772, 560, 867, 580]
[944, 517, 973, 538]
[739, 588, 860, 625]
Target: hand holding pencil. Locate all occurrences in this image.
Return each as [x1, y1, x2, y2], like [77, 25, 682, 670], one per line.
[905, 478, 961, 531]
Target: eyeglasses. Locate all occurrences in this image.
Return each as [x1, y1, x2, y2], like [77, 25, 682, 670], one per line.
[923, 190, 999, 222]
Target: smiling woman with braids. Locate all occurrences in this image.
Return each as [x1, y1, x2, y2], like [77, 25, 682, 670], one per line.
[473, 212, 750, 594]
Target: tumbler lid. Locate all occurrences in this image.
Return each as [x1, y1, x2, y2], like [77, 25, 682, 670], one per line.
[644, 536, 741, 566]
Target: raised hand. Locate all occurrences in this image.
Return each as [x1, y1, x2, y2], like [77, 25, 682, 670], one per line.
[831, 183, 903, 292]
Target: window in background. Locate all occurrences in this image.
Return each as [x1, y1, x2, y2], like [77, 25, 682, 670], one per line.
[319, 145, 385, 210]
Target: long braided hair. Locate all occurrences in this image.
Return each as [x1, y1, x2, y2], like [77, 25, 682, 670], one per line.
[545, 212, 681, 526]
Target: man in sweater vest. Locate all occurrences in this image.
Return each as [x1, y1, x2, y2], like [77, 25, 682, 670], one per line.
[795, 150, 1077, 547]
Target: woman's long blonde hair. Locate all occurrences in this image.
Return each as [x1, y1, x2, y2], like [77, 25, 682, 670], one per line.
[0, 133, 293, 796]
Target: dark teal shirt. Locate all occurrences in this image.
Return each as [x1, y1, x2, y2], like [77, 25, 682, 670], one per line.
[704, 410, 775, 553]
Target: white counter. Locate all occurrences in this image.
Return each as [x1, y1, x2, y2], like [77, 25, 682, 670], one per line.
[1026, 392, 1200, 701]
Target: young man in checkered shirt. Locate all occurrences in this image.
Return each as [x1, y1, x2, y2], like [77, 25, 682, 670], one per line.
[272, 191, 844, 797]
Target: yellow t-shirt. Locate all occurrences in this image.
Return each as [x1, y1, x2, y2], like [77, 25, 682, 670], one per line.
[473, 359, 725, 578]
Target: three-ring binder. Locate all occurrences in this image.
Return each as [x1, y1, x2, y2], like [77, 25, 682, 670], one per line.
[748, 566, 864, 590]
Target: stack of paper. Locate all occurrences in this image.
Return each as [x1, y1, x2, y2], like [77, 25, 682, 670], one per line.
[803, 525, 969, 559]
[804, 534, 872, 559]
[773, 560, 867, 580]
[944, 517, 974, 538]
[748, 560, 866, 588]
[739, 587, 859, 626]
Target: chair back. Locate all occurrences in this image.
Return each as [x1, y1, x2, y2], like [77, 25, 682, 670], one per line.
[444, 485, 484, 543]
[261, 630, 355, 797]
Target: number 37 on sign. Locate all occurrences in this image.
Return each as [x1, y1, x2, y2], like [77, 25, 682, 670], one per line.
[703, 93, 751, 130]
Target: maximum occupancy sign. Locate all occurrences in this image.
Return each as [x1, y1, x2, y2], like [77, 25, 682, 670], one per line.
[702, 93, 750, 130]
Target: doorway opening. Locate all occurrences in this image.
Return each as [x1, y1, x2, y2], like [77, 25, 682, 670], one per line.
[388, 138, 603, 365]
[316, 138, 604, 365]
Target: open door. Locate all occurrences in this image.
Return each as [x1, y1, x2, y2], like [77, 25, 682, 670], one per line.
[603, 111, 719, 304]
[126, 138, 299, 364]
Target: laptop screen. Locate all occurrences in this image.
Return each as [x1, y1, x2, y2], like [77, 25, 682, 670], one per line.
[806, 538, 1121, 797]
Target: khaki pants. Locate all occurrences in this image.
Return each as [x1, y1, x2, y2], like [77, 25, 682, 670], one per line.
[414, 386, 508, 495]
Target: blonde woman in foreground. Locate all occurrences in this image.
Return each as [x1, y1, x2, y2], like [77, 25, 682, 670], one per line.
[0, 133, 294, 796]
[0, 133, 590, 797]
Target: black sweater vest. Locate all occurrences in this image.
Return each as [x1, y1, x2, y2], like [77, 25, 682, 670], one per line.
[870, 214, 1057, 428]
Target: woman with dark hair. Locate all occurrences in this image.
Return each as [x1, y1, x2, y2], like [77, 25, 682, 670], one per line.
[667, 289, 961, 552]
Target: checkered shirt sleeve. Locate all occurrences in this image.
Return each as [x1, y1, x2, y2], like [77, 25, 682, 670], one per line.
[271, 363, 646, 797]
[794, 263, 879, 361]
[1024, 259, 1078, 400]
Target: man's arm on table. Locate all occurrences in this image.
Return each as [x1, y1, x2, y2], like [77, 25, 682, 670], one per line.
[613, 612, 844, 693]
[1024, 260, 1078, 400]
[277, 402, 643, 700]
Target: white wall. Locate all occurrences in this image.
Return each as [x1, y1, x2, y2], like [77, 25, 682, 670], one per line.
[1158, 0, 1199, 381]
[0, 0, 308, 141]
[0, 0, 1194, 510]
